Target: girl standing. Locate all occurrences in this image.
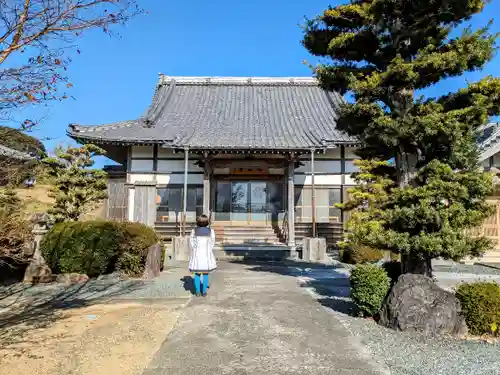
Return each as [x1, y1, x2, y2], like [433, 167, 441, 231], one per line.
[188, 214, 217, 296]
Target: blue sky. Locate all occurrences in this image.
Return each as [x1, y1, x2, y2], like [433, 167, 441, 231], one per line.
[10, 0, 500, 166]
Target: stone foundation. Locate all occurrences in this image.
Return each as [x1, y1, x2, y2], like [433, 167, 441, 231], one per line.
[173, 236, 190, 261]
[302, 237, 327, 262]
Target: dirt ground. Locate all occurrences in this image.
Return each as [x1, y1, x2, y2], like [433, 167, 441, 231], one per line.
[0, 301, 183, 375]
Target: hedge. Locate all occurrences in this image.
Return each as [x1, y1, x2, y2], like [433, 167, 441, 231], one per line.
[350, 263, 391, 317]
[41, 220, 160, 277]
[456, 281, 500, 336]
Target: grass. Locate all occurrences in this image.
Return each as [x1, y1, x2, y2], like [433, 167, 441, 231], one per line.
[14, 185, 105, 219]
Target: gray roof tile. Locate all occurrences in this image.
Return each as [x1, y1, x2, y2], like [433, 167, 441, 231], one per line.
[68, 76, 357, 150]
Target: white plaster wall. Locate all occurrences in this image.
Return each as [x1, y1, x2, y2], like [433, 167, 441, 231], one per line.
[344, 147, 359, 159]
[294, 174, 342, 185]
[128, 172, 203, 185]
[157, 148, 183, 158]
[297, 147, 359, 160]
[156, 174, 204, 184]
[344, 175, 357, 185]
[295, 160, 341, 173]
[131, 145, 154, 158]
[157, 159, 201, 173]
[128, 173, 155, 183]
[128, 188, 135, 221]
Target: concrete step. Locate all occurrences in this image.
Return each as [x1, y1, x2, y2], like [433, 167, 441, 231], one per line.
[214, 244, 290, 261]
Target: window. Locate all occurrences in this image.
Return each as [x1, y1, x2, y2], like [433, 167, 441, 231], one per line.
[294, 186, 342, 223]
[156, 185, 203, 222]
[345, 160, 360, 173]
[328, 188, 342, 222]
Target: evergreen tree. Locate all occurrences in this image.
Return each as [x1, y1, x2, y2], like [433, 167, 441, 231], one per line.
[303, 0, 499, 275]
[338, 159, 393, 250]
[44, 144, 107, 222]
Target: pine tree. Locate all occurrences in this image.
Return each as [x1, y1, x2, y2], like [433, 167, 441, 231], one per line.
[44, 144, 108, 222]
[303, 0, 499, 276]
[338, 159, 393, 250]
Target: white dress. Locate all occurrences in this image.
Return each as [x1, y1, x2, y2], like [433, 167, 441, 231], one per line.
[188, 228, 217, 273]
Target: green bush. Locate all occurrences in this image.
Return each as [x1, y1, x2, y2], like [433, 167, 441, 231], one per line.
[41, 220, 160, 277]
[350, 264, 391, 317]
[115, 222, 161, 276]
[456, 282, 500, 336]
[342, 244, 385, 264]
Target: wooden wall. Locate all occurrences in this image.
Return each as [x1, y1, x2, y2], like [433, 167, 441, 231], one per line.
[105, 169, 128, 221]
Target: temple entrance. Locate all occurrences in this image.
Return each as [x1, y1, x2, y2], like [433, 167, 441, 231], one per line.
[214, 180, 285, 225]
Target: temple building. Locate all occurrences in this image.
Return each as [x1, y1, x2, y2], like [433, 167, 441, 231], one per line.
[67, 75, 362, 252]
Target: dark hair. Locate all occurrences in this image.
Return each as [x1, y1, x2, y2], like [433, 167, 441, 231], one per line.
[196, 214, 210, 227]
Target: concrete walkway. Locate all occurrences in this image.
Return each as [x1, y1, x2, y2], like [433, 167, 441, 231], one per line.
[142, 262, 388, 375]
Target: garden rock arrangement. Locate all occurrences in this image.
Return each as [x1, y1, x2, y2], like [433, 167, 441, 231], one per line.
[379, 273, 468, 336]
[23, 256, 53, 284]
[55, 273, 90, 284]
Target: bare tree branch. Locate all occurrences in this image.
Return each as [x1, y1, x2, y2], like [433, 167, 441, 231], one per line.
[0, 0, 143, 126]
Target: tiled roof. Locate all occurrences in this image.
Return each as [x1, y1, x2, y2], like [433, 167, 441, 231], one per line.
[68, 75, 357, 150]
[478, 122, 500, 161]
[0, 144, 34, 160]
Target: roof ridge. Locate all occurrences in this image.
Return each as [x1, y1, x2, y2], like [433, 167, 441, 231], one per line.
[157, 74, 318, 86]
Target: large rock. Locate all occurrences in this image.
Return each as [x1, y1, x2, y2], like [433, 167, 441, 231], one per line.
[379, 273, 468, 336]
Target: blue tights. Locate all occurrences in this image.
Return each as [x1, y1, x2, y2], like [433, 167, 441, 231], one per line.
[194, 273, 209, 294]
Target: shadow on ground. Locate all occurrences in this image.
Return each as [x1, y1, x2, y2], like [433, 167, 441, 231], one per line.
[0, 277, 144, 350]
[231, 258, 359, 316]
[181, 276, 195, 295]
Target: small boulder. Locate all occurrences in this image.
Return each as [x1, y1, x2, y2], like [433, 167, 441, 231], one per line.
[56, 273, 89, 284]
[23, 258, 53, 284]
[379, 273, 468, 336]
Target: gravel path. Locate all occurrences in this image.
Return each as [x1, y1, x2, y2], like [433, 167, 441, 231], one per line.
[291, 262, 500, 375]
[333, 313, 500, 375]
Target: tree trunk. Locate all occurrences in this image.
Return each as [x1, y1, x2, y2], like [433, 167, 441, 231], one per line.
[401, 253, 433, 278]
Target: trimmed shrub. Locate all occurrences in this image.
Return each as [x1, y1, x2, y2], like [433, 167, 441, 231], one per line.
[350, 264, 391, 317]
[342, 244, 385, 264]
[115, 222, 161, 276]
[41, 220, 160, 277]
[41, 221, 122, 277]
[456, 281, 500, 336]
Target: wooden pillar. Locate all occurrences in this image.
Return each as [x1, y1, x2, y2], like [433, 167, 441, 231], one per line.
[203, 157, 211, 218]
[288, 160, 297, 258]
[182, 147, 189, 236]
[311, 149, 316, 238]
[340, 145, 346, 222]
